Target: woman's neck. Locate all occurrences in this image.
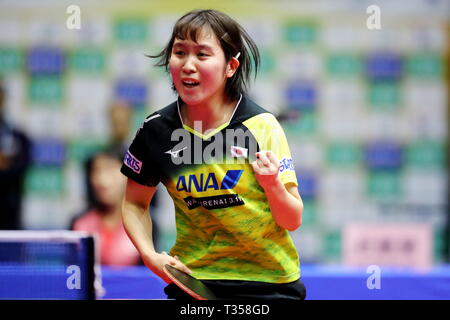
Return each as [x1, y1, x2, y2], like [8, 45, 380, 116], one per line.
[181, 94, 238, 133]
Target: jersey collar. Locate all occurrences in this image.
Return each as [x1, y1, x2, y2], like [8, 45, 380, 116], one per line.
[176, 94, 244, 140]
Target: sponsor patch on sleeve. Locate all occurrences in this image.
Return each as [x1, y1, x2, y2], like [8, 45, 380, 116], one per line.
[124, 150, 142, 174]
[279, 157, 295, 173]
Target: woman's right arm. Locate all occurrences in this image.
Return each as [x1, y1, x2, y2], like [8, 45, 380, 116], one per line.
[122, 178, 192, 283]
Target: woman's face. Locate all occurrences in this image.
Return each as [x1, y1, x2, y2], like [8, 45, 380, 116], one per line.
[90, 155, 126, 208]
[169, 28, 235, 106]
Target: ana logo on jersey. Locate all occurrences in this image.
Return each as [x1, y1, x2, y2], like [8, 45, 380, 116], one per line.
[176, 170, 243, 193]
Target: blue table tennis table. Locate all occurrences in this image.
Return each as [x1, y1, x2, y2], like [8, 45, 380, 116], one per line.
[100, 264, 450, 300]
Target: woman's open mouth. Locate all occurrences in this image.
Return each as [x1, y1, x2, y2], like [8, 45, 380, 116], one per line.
[182, 80, 200, 88]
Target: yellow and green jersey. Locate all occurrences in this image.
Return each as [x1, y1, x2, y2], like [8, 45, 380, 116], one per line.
[121, 95, 301, 283]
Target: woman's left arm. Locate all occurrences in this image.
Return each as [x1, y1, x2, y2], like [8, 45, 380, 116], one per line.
[251, 151, 303, 231]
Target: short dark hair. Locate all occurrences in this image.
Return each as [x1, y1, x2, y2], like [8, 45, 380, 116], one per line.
[148, 9, 260, 101]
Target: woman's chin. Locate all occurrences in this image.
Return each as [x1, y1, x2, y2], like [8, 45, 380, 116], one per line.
[179, 94, 203, 106]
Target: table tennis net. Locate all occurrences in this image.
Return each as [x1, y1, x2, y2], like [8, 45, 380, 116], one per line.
[0, 231, 102, 299]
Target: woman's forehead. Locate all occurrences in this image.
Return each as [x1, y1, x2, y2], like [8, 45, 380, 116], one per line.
[173, 27, 220, 47]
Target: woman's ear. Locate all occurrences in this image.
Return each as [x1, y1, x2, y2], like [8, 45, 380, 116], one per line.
[226, 57, 240, 78]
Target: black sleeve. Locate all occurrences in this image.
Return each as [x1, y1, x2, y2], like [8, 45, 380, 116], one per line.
[120, 122, 161, 187]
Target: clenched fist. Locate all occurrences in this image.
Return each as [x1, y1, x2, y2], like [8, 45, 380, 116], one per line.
[250, 150, 280, 190]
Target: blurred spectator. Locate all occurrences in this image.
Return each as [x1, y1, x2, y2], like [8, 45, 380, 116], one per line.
[107, 100, 133, 157]
[106, 100, 161, 251]
[0, 84, 31, 230]
[71, 149, 141, 266]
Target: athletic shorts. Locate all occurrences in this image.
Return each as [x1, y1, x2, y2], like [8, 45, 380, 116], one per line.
[164, 278, 306, 300]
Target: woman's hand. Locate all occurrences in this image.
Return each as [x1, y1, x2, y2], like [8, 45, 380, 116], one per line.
[251, 150, 303, 231]
[142, 251, 193, 284]
[251, 150, 280, 190]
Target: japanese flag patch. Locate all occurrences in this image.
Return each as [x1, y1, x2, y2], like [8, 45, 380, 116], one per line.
[230, 146, 248, 158]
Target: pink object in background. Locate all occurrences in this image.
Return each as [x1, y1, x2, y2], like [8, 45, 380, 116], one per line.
[73, 209, 140, 266]
[343, 223, 433, 269]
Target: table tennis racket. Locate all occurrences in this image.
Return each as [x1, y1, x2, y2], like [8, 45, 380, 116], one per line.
[163, 264, 217, 300]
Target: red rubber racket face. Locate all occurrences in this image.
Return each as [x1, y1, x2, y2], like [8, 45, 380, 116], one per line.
[163, 264, 216, 300]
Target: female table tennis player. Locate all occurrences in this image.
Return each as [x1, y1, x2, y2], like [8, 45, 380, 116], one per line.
[120, 9, 306, 300]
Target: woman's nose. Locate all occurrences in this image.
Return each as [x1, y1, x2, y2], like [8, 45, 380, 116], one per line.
[182, 55, 196, 74]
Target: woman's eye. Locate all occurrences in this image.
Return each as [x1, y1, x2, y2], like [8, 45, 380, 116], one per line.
[174, 51, 185, 55]
[198, 52, 208, 57]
